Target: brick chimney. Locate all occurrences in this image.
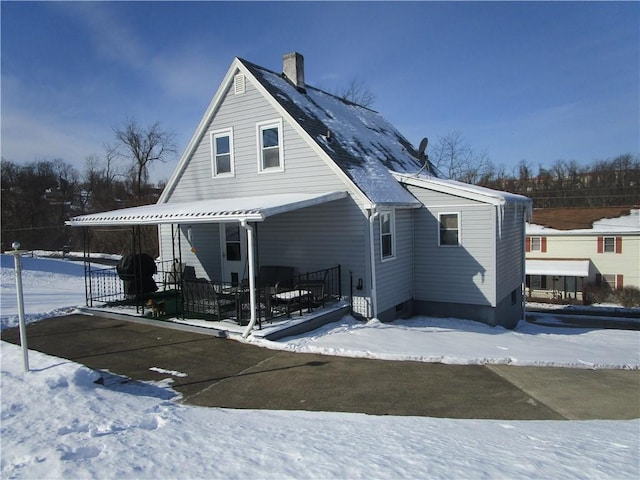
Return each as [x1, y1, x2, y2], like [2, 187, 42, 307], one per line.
[283, 52, 305, 91]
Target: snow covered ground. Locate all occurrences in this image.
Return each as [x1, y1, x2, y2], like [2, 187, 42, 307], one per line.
[1, 254, 639, 479]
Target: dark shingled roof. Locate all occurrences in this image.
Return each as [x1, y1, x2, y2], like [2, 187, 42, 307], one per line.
[240, 58, 434, 205]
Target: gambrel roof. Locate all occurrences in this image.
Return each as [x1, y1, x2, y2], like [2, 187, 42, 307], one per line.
[160, 55, 434, 207]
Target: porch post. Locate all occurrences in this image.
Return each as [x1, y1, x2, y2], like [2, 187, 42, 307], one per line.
[241, 220, 257, 338]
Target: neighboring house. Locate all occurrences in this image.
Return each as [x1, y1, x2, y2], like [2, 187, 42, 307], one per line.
[68, 53, 531, 330]
[525, 207, 640, 302]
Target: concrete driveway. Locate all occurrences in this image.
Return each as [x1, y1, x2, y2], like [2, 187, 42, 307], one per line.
[1, 314, 638, 420]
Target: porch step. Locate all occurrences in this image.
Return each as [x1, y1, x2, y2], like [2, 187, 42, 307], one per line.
[253, 304, 351, 341]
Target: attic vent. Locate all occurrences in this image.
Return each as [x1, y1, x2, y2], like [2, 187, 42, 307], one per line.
[234, 74, 246, 95]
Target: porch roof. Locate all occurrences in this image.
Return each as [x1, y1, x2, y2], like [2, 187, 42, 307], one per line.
[66, 191, 348, 227]
[526, 259, 590, 277]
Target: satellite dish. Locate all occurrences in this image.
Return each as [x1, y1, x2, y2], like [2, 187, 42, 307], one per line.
[414, 137, 432, 177]
[417, 137, 428, 159]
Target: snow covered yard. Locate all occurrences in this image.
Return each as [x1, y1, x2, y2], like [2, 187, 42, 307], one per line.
[2, 342, 638, 480]
[1, 254, 639, 479]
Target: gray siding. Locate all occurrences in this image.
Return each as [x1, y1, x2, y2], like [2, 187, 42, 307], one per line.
[166, 70, 351, 202]
[375, 208, 414, 320]
[496, 203, 526, 301]
[256, 197, 368, 294]
[408, 185, 496, 307]
[158, 72, 370, 296]
[159, 223, 221, 280]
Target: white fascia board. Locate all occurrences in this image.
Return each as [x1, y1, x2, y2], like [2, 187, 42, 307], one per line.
[66, 191, 348, 227]
[159, 59, 243, 204]
[392, 172, 531, 207]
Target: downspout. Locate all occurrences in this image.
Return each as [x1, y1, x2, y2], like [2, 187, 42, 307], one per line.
[368, 208, 379, 320]
[521, 205, 527, 323]
[241, 220, 257, 338]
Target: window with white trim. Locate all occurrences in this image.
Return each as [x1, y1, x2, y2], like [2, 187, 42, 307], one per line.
[439, 213, 460, 246]
[257, 120, 284, 172]
[380, 210, 395, 260]
[210, 129, 234, 177]
[603, 236, 615, 253]
[530, 236, 542, 252]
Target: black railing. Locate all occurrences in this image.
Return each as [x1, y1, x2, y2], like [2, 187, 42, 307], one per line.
[86, 266, 123, 307]
[85, 260, 179, 309]
[85, 262, 342, 326]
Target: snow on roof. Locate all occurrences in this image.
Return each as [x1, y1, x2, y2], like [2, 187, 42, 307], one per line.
[527, 209, 640, 235]
[241, 59, 425, 206]
[526, 259, 590, 277]
[67, 191, 347, 227]
[393, 172, 533, 208]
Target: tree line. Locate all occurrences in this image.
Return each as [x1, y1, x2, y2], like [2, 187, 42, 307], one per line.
[480, 154, 640, 208]
[428, 132, 639, 209]
[1, 119, 175, 254]
[2, 123, 638, 254]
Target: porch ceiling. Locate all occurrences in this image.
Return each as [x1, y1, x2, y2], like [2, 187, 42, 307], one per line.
[66, 191, 348, 227]
[526, 259, 590, 277]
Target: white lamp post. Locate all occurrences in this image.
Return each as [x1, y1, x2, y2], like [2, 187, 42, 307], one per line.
[8, 241, 29, 373]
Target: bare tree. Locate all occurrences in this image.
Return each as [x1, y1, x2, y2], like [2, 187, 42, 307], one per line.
[109, 119, 177, 200]
[337, 77, 376, 108]
[430, 131, 492, 182]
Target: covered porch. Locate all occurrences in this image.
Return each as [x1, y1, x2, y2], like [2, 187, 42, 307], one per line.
[525, 259, 590, 304]
[67, 191, 354, 337]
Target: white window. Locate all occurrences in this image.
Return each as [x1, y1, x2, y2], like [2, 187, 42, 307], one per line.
[603, 236, 615, 253]
[257, 119, 284, 172]
[530, 236, 542, 252]
[210, 129, 234, 177]
[380, 210, 395, 260]
[439, 213, 460, 246]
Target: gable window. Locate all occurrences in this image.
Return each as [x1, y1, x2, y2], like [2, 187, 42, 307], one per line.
[380, 210, 395, 260]
[210, 129, 234, 177]
[257, 119, 284, 172]
[439, 213, 460, 246]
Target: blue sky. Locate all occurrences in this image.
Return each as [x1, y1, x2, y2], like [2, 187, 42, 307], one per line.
[2, 1, 638, 183]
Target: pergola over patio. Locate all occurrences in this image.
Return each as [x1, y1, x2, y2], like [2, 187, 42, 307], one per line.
[67, 191, 348, 336]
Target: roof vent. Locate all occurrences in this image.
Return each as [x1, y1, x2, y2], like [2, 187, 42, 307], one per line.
[234, 73, 245, 95]
[283, 52, 305, 91]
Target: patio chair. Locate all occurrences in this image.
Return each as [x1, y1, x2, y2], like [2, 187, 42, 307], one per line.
[183, 278, 236, 321]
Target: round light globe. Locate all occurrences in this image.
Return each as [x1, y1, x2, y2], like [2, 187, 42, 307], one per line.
[11, 241, 21, 250]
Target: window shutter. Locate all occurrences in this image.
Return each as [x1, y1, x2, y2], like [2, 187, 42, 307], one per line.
[525, 237, 531, 252]
[595, 274, 602, 286]
[617, 275, 624, 289]
[541, 276, 547, 289]
[615, 237, 622, 254]
[541, 237, 547, 253]
[597, 236, 603, 253]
